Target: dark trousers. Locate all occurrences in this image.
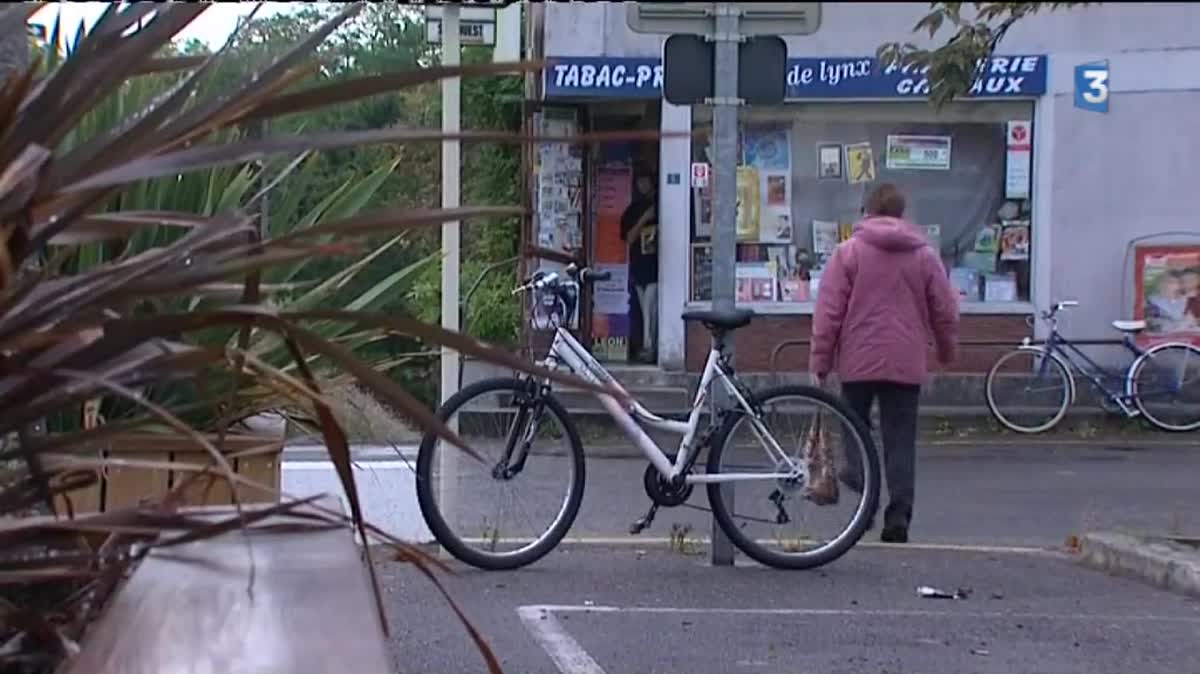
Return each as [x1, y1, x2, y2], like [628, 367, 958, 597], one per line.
[840, 381, 921, 530]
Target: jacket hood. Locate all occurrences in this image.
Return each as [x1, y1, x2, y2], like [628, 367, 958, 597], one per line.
[853, 215, 930, 252]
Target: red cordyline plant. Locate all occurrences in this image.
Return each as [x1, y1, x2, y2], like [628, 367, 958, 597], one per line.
[0, 3, 657, 672]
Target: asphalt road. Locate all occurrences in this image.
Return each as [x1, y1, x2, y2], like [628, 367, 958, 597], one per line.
[378, 545, 1200, 674]
[370, 442, 1200, 674]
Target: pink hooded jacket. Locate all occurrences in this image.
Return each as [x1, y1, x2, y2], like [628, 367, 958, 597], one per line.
[809, 215, 960, 385]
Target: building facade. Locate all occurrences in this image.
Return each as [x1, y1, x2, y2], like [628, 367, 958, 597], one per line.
[524, 2, 1200, 375]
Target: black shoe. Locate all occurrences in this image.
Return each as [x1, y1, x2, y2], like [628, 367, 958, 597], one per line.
[880, 525, 908, 544]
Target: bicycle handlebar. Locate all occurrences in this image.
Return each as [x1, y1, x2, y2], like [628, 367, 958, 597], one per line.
[1041, 300, 1080, 320]
[512, 262, 610, 295]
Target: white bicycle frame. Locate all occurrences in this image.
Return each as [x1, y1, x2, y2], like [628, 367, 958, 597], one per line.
[538, 326, 802, 485]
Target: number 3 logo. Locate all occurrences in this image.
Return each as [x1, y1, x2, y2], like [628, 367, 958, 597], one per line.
[1081, 68, 1109, 104]
[1075, 61, 1110, 113]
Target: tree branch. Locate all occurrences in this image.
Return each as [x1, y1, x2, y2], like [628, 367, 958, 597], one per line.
[877, 2, 1095, 109]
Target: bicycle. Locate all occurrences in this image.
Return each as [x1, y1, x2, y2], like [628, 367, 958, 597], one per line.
[984, 300, 1200, 433]
[415, 262, 880, 571]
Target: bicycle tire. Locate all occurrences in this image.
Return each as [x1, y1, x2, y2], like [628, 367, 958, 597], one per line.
[985, 347, 1072, 434]
[1129, 342, 1200, 432]
[706, 384, 880, 570]
[415, 377, 586, 570]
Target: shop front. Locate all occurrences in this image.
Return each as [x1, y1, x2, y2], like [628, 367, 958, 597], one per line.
[536, 50, 1048, 375]
[529, 58, 668, 366]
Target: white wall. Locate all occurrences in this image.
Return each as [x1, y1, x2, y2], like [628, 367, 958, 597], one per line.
[544, 2, 1200, 59]
[1042, 52, 1200, 350]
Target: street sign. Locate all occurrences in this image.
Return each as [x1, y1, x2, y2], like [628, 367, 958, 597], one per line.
[662, 34, 787, 105]
[736, 35, 787, 104]
[627, 2, 821, 36]
[691, 162, 711, 189]
[426, 6, 496, 46]
[663, 34, 711, 105]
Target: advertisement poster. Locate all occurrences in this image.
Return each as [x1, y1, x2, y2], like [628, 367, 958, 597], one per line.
[845, 142, 876, 184]
[885, 134, 952, 170]
[1005, 120, 1032, 200]
[590, 157, 633, 361]
[811, 220, 840, 257]
[817, 143, 842, 179]
[744, 126, 793, 244]
[735, 166, 761, 241]
[999, 221, 1030, 261]
[1133, 245, 1200, 347]
[736, 262, 776, 302]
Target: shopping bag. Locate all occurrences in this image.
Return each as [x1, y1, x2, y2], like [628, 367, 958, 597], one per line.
[804, 414, 839, 506]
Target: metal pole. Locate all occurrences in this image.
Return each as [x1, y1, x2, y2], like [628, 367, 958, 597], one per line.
[709, 2, 740, 567]
[438, 4, 461, 552]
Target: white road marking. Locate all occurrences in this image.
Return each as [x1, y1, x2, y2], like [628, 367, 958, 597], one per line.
[283, 461, 415, 471]
[461, 536, 1059, 556]
[517, 603, 1200, 674]
[517, 605, 607, 674]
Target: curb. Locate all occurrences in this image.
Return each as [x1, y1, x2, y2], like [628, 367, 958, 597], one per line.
[1077, 531, 1200, 599]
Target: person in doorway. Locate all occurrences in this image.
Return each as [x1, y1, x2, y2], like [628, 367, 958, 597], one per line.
[808, 183, 960, 543]
[620, 167, 659, 364]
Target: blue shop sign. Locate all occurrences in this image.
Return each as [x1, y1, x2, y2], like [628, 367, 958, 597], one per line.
[544, 55, 1047, 100]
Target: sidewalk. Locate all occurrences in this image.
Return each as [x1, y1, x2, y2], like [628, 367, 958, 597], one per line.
[282, 442, 1200, 550]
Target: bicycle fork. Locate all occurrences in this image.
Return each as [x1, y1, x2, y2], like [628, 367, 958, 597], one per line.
[492, 384, 547, 479]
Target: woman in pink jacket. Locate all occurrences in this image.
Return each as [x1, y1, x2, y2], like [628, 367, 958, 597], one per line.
[809, 183, 960, 543]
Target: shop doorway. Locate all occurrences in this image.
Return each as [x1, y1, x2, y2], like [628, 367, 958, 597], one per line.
[588, 106, 660, 364]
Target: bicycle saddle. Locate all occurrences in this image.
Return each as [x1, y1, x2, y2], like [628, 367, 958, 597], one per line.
[682, 308, 756, 331]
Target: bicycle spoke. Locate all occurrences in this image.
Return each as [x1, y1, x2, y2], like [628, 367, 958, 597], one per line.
[1132, 343, 1200, 431]
[713, 391, 874, 559]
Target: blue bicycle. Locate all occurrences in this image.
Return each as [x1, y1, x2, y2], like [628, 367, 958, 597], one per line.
[984, 301, 1200, 433]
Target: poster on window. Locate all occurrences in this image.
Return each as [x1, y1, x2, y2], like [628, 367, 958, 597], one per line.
[885, 134, 952, 170]
[1005, 120, 1032, 200]
[590, 160, 633, 361]
[736, 262, 776, 302]
[743, 127, 793, 244]
[811, 220, 840, 257]
[535, 113, 583, 256]
[1133, 245, 1200, 347]
[817, 143, 842, 179]
[845, 142, 876, 184]
[735, 166, 761, 241]
[999, 221, 1030, 261]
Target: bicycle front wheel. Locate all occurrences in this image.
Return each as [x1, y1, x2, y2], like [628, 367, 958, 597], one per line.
[1130, 342, 1200, 432]
[985, 348, 1072, 433]
[415, 377, 585, 570]
[706, 385, 880, 570]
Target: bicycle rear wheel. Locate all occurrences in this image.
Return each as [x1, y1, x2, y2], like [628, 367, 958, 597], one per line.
[706, 385, 880, 570]
[415, 377, 585, 570]
[1130, 342, 1200, 432]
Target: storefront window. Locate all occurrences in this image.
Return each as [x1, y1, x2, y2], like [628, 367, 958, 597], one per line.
[689, 102, 1036, 308]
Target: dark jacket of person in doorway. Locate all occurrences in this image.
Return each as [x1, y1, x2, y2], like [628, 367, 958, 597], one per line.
[620, 169, 660, 363]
